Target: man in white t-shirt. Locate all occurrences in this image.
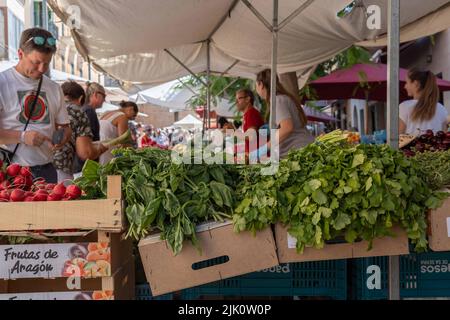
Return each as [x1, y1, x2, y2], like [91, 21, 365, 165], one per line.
[0, 28, 71, 183]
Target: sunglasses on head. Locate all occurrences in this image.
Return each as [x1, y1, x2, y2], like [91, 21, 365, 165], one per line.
[26, 36, 57, 47]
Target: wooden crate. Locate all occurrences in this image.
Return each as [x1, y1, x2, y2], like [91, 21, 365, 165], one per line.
[428, 194, 450, 251]
[0, 230, 134, 300]
[0, 176, 123, 233]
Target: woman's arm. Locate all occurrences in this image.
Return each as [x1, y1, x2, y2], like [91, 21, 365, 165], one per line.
[116, 116, 129, 136]
[75, 136, 108, 161]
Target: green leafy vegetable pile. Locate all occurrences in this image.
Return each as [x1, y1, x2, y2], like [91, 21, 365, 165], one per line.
[76, 131, 448, 255]
[76, 148, 237, 255]
[233, 131, 447, 253]
[412, 150, 450, 191]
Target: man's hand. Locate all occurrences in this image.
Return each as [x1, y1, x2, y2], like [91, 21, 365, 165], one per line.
[23, 131, 52, 147]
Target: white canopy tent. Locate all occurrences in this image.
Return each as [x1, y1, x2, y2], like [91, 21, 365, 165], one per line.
[173, 114, 203, 129]
[48, 0, 450, 87]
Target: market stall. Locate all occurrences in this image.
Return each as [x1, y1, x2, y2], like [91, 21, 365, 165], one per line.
[2, 0, 443, 301]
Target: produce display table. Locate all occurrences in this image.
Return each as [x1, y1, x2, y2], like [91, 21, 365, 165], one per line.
[0, 176, 134, 300]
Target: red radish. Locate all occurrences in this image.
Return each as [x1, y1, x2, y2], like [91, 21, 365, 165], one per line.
[48, 193, 62, 201]
[25, 176, 33, 189]
[0, 190, 9, 201]
[13, 176, 27, 189]
[20, 167, 32, 177]
[53, 184, 66, 197]
[46, 183, 56, 191]
[1, 180, 10, 191]
[6, 164, 21, 178]
[0, 172, 5, 183]
[33, 178, 46, 190]
[25, 191, 34, 197]
[33, 193, 48, 202]
[10, 189, 25, 202]
[65, 185, 81, 200]
[35, 189, 48, 195]
[24, 196, 34, 202]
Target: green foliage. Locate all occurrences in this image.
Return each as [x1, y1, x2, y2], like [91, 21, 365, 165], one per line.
[233, 131, 447, 253]
[76, 148, 238, 255]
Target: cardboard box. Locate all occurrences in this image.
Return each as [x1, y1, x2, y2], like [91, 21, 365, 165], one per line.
[0, 257, 135, 300]
[138, 221, 278, 296]
[275, 223, 409, 263]
[428, 195, 450, 252]
[0, 176, 123, 232]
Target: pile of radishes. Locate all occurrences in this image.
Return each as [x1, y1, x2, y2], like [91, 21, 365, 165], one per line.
[0, 161, 82, 202]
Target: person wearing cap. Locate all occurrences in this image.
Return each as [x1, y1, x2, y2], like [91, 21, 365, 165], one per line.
[0, 27, 71, 183]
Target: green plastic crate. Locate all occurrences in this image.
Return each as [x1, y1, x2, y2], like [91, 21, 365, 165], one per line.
[135, 284, 173, 300]
[352, 252, 450, 300]
[182, 260, 347, 300]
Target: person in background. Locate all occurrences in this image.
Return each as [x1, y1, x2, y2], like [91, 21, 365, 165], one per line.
[0, 27, 71, 183]
[72, 82, 106, 175]
[218, 117, 235, 130]
[53, 81, 108, 182]
[236, 89, 265, 133]
[235, 89, 265, 155]
[99, 101, 138, 164]
[252, 69, 314, 160]
[400, 69, 448, 135]
[84, 82, 105, 141]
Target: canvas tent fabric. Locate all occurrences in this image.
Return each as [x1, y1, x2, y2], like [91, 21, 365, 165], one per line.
[48, 0, 450, 87]
[173, 114, 203, 128]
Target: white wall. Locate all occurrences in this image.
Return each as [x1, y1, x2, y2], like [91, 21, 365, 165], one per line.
[347, 99, 366, 134]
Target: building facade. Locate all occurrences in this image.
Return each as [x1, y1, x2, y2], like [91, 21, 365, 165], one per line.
[1, 0, 105, 84]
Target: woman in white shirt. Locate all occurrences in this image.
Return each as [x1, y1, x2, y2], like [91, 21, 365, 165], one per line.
[99, 101, 138, 164]
[399, 69, 448, 135]
[251, 69, 314, 160]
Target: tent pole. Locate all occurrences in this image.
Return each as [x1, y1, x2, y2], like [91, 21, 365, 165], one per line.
[241, 0, 273, 31]
[387, 0, 400, 301]
[177, 79, 198, 95]
[207, 39, 212, 129]
[270, 0, 278, 130]
[208, 0, 240, 39]
[164, 49, 207, 87]
[278, 0, 314, 31]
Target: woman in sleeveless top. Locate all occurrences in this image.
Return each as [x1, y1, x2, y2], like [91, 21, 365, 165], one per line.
[99, 101, 138, 164]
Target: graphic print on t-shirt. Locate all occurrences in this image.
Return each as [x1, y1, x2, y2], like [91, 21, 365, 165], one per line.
[17, 90, 50, 125]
